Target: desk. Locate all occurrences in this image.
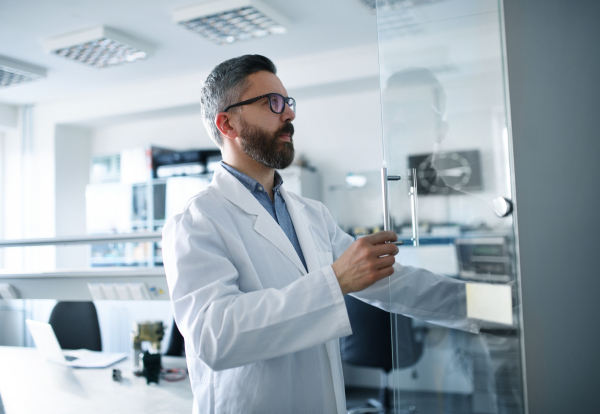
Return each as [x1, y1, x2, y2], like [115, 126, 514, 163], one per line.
[0, 346, 193, 414]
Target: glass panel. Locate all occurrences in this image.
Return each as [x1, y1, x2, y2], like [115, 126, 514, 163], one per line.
[376, 0, 525, 413]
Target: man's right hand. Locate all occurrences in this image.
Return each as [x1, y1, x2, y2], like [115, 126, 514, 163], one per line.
[331, 231, 400, 295]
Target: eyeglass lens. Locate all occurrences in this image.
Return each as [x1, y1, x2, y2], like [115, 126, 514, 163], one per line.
[269, 94, 295, 114]
[270, 94, 284, 113]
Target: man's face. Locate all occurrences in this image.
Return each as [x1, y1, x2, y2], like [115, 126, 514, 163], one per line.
[232, 71, 296, 169]
[239, 116, 295, 169]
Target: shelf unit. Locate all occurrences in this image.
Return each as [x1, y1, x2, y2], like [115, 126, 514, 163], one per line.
[86, 173, 213, 268]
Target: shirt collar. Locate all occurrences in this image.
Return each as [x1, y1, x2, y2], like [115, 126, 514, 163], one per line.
[220, 161, 284, 194]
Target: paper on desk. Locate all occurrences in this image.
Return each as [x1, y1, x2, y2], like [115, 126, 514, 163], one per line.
[65, 349, 127, 368]
[466, 283, 513, 325]
[396, 245, 459, 276]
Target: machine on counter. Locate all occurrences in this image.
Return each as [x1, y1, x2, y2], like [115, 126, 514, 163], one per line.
[132, 320, 164, 367]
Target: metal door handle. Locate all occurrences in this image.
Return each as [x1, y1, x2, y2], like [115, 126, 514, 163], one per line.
[409, 168, 419, 246]
[381, 167, 401, 233]
[493, 196, 513, 217]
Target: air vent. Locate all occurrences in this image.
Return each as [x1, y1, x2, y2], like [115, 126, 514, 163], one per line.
[173, 0, 288, 45]
[43, 26, 154, 69]
[359, 0, 444, 11]
[0, 57, 46, 88]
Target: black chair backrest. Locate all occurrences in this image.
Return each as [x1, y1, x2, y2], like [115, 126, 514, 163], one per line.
[341, 295, 423, 373]
[165, 319, 185, 356]
[390, 312, 424, 369]
[48, 301, 102, 351]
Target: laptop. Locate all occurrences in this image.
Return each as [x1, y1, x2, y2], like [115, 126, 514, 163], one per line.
[26, 319, 127, 368]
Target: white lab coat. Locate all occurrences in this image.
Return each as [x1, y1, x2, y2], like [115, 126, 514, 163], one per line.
[162, 164, 480, 414]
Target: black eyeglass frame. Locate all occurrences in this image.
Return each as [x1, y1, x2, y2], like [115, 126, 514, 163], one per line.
[222, 93, 296, 114]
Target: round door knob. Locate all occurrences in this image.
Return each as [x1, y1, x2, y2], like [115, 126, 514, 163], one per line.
[493, 197, 513, 217]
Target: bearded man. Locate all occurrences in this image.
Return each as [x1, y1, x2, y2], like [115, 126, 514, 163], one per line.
[162, 55, 480, 414]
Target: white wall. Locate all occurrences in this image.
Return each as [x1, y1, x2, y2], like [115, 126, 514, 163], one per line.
[93, 110, 214, 154]
[90, 82, 385, 217]
[0, 106, 26, 270]
[0, 103, 18, 130]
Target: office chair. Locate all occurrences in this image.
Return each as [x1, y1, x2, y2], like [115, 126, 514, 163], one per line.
[341, 295, 425, 414]
[48, 301, 102, 351]
[165, 318, 185, 356]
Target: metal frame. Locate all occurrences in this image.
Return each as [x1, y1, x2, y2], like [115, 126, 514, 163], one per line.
[0, 233, 167, 300]
[0, 231, 162, 248]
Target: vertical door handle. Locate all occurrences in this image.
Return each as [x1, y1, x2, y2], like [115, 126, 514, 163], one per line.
[381, 168, 391, 231]
[381, 168, 402, 242]
[409, 168, 419, 246]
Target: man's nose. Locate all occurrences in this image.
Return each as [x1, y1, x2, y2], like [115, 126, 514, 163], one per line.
[281, 102, 296, 122]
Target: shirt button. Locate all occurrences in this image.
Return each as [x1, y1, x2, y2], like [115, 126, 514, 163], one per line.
[257, 186, 263, 191]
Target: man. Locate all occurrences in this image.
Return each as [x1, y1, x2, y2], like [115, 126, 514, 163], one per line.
[162, 55, 480, 414]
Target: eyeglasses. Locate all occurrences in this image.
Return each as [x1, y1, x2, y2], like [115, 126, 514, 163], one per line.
[222, 93, 296, 114]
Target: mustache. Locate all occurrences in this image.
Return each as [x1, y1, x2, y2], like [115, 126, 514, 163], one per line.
[275, 123, 294, 138]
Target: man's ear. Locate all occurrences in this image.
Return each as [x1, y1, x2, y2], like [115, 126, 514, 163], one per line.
[215, 112, 238, 142]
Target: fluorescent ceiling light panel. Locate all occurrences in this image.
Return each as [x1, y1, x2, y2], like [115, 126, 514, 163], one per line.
[345, 174, 368, 188]
[0, 57, 47, 88]
[173, 0, 288, 45]
[360, 0, 444, 10]
[43, 26, 154, 69]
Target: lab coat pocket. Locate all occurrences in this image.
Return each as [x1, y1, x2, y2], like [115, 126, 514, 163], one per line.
[316, 250, 334, 267]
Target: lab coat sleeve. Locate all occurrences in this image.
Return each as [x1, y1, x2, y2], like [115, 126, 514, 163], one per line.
[162, 209, 352, 371]
[351, 265, 481, 333]
[319, 204, 480, 333]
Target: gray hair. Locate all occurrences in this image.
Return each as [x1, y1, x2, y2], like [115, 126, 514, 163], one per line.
[200, 55, 277, 148]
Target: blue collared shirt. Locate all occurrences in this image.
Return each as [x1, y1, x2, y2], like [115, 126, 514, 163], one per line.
[221, 162, 308, 272]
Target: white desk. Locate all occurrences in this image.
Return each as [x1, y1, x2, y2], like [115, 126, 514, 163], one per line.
[0, 346, 193, 414]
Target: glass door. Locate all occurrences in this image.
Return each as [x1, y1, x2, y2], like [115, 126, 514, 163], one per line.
[376, 0, 525, 413]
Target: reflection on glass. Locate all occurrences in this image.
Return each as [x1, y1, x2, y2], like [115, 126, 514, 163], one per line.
[329, 171, 385, 238]
[376, 0, 524, 412]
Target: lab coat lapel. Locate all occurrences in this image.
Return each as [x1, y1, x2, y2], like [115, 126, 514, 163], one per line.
[281, 187, 346, 413]
[212, 166, 308, 275]
[280, 187, 320, 273]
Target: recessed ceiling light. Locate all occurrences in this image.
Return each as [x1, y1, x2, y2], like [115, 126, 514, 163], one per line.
[0, 56, 47, 88]
[359, 0, 444, 11]
[173, 0, 288, 45]
[43, 26, 154, 69]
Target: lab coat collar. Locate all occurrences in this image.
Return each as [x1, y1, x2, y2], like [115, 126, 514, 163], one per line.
[212, 165, 308, 275]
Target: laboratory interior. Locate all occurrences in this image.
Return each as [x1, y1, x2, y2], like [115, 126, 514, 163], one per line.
[0, 0, 598, 413]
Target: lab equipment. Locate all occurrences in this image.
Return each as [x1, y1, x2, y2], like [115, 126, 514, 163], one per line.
[456, 237, 513, 283]
[112, 368, 122, 381]
[132, 320, 165, 367]
[141, 351, 162, 384]
[90, 154, 121, 184]
[407, 150, 483, 195]
[154, 149, 221, 177]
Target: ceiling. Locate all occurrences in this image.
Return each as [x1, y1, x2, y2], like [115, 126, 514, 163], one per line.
[0, 0, 378, 105]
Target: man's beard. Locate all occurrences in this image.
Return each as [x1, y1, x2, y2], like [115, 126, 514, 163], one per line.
[238, 118, 295, 170]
